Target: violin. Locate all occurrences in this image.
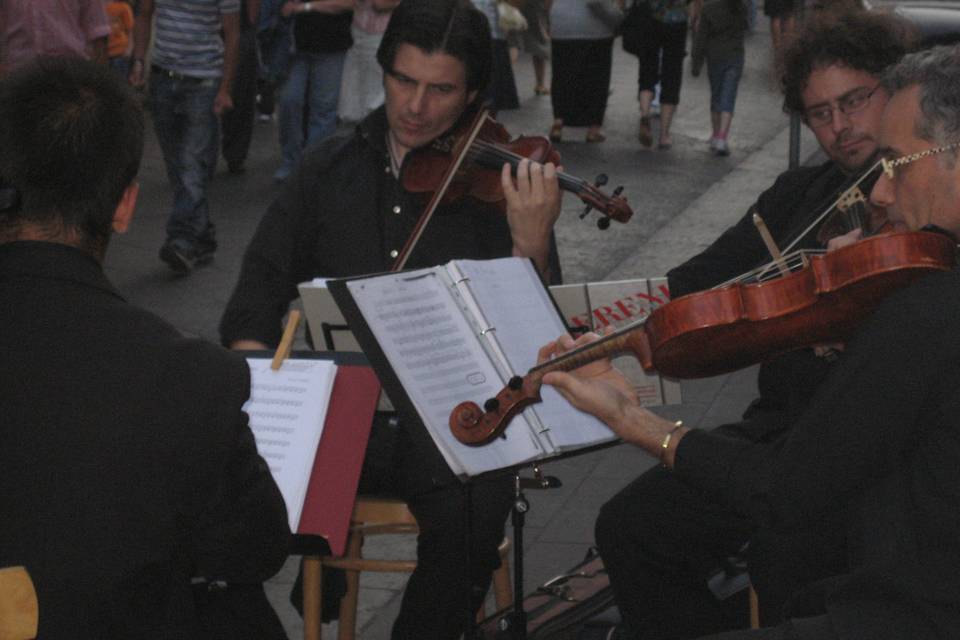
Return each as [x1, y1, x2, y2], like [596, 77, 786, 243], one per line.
[391, 108, 633, 271]
[449, 230, 957, 446]
[401, 111, 633, 226]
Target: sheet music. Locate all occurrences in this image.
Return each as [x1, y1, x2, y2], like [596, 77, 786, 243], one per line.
[346, 270, 544, 476]
[243, 357, 338, 531]
[453, 259, 615, 451]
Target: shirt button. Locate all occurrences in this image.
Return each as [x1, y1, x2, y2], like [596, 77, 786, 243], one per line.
[384, 165, 391, 174]
[389, 249, 399, 259]
[392, 205, 401, 215]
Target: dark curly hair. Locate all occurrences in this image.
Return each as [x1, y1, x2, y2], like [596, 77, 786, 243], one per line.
[781, 10, 917, 116]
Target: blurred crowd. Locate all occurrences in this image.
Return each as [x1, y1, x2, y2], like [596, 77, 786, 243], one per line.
[0, 0, 865, 274]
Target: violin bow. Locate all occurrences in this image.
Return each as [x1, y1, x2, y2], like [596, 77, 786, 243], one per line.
[390, 108, 490, 272]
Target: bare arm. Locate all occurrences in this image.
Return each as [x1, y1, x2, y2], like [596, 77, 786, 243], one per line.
[247, 0, 263, 24]
[128, 0, 155, 86]
[215, 10, 241, 115]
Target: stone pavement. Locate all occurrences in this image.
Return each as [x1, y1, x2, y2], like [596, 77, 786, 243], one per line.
[103, 16, 822, 639]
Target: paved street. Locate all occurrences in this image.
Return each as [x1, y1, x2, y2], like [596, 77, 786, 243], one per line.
[104, 17, 821, 639]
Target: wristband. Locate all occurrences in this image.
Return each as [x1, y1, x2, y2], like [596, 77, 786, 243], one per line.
[659, 420, 684, 466]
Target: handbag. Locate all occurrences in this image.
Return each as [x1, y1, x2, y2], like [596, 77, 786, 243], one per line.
[587, 0, 626, 32]
[621, 0, 651, 55]
[497, 1, 528, 32]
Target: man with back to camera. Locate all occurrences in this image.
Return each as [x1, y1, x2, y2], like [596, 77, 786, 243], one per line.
[219, 0, 563, 636]
[592, 10, 917, 639]
[0, 57, 289, 639]
[547, 43, 960, 640]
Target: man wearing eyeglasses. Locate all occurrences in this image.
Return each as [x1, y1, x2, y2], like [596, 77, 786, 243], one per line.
[550, 43, 960, 640]
[589, 11, 918, 640]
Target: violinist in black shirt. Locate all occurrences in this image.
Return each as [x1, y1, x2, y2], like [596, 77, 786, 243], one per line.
[220, 0, 562, 637]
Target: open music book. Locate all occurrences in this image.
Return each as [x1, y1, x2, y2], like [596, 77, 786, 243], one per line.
[244, 357, 338, 531]
[328, 257, 619, 478]
[242, 354, 380, 552]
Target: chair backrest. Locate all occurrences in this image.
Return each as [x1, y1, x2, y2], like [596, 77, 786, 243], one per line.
[0, 566, 38, 640]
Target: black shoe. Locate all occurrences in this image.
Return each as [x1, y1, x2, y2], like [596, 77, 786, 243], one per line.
[159, 239, 215, 274]
[226, 161, 246, 174]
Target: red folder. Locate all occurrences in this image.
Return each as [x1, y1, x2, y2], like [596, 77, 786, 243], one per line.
[296, 364, 380, 555]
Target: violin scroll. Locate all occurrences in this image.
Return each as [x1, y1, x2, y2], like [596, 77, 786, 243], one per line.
[449, 375, 541, 446]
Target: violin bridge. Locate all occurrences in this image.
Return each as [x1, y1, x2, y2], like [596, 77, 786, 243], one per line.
[836, 186, 866, 212]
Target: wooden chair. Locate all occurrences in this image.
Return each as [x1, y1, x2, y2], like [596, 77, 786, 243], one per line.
[0, 566, 38, 640]
[302, 496, 513, 640]
[749, 585, 760, 629]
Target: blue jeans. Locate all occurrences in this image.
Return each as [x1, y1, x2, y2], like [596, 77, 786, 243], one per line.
[277, 50, 346, 177]
[150, 70, 219, 245]
[708, 54, 745, 114]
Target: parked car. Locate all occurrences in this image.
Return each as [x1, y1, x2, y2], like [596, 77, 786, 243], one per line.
[866, 0, 960, 46]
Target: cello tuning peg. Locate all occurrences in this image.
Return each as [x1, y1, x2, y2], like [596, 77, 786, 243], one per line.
[597, 216, 611, 230]
[594, 173, 609, 187]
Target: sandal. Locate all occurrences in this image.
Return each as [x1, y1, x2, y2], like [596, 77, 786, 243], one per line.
[549, 123, 563, 143]
[534, 86, 550, 96]
[638, 116, 653, 147]
[586, 131, 606, 143]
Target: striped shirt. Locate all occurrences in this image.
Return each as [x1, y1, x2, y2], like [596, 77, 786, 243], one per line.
[152, 0, 240, 78]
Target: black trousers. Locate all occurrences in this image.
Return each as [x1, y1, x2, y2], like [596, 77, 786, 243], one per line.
[297, 414, 514, 640]
[596, 421, 847, 640]
[700, 615, 837, 640]
[635, 19, 687, 105]
[596, 461, 753, 639]
[221, 26, 259, 170]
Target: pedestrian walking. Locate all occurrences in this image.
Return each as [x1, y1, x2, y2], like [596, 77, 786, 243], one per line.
[691, 0, 748, 156]
[548, 0, 619, 143]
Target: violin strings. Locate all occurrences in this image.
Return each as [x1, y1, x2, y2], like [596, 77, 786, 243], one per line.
[718, 249, 824, 287]
[468, 140, 588, 193]
[781, 159, 884, 255]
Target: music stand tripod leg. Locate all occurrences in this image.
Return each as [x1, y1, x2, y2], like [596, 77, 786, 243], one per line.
[508, 471, 530, 639]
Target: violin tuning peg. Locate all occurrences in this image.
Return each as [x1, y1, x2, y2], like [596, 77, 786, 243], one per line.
[594, 173, 609, 187]
[612, 185, 624, 197]
[508, 376, 524, 391]
[484, 398, 500, 413]
[579, 205, 593, 220]
[597, 216, 611, 230]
